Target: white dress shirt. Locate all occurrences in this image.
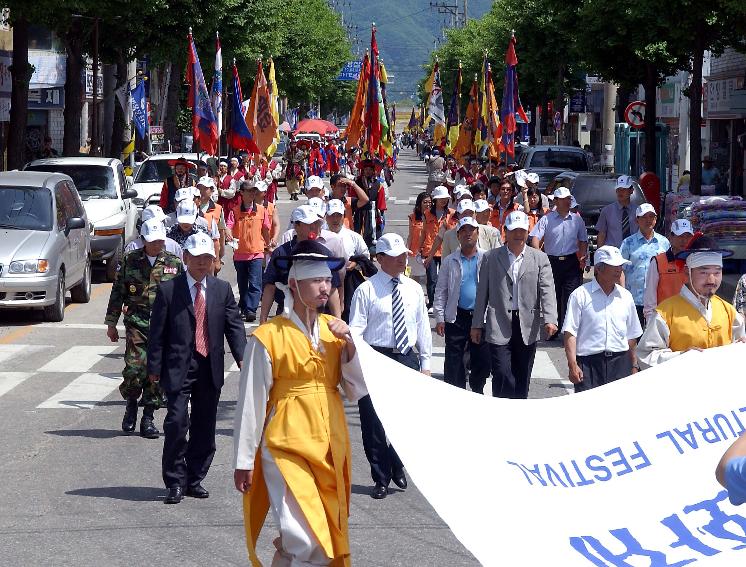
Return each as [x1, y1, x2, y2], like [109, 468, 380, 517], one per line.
[638, 284, 745, 368]
[232, 311, 366, 470]
[331, 226, 370, 259]
[562, 278, 642, 356]
[349, 269, 432, 371]
[507, 248, 525, 311]
[185, 271, 208, 304]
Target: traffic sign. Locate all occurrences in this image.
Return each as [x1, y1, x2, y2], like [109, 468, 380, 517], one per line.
[624, 101, 646, 129]
[553, 111, 562, 131]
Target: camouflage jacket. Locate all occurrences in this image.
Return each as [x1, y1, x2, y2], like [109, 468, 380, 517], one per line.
[104, 248, 183, 329]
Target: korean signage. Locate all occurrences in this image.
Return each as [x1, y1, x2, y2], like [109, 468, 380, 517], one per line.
[149, 125, 165, 144]
[85, 62, 104, 98]
[704, 75, 746, 119]
[656, 81, 680, 118]
[336, 60, 362, 81]
[28, 87, 65, 109]
[30, 52, 66, 88]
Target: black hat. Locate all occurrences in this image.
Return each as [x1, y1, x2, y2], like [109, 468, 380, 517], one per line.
[276, 239, 346, 273]
[675, 234, 733, 260]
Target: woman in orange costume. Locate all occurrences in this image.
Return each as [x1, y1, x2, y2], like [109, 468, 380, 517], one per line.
[233, 239, 366, 567]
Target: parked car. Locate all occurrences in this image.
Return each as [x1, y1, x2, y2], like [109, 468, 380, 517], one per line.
[548, 172, 647, 253]
[517, 145, 592, 171]
[524, 167, 569, 193]
[0, 171, 91, 321]
[130, 152, 205, 209]
[25, 157, 139, 281]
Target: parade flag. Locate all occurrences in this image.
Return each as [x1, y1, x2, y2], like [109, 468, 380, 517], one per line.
[365, 26, 387, 155]
[452, 77, 479, 162]
[355, 338, 746, 566]
[484, 63, 502, 159]
[267, 57, 280, 155]
[211, 32, 223, 137]
[226, 62, 259, 153]
[474, 52, 488, 154]
[186, 30, 219, 155]
[380, 59, 393, 156]
[345, 51, 369, 151]
[245, 60, 278, 154]
[407, 107, 417, 131]
[445, 63, 462, 152]
[500, 34, 529, 158]
[130, 81, 148, 140]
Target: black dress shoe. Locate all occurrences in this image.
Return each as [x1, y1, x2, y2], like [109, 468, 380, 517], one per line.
[121, 399, 138, 432]
[245, 310, 257, 323]
[186, 484, 209, 499]
[140, 416, 159, 439]
[164, 486, 183, 504]
[392, 472, 408, 490]
[371, 482, 388, 499]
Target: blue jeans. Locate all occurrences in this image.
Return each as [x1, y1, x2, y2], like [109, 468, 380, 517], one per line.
[234, 258, 263, 314]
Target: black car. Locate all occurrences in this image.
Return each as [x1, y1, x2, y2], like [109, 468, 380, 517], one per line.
[547, 172, 647, 252]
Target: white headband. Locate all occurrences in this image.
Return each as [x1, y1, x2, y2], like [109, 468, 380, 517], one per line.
[288, 260, 332, 281]
[686, 251, 723, 269]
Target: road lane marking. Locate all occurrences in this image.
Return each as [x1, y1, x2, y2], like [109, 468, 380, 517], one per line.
[532, 350, 573, 392]
[36, 373, 121, 409]
[38, 345, 119, 373]
[0, 372, 34, 398]
[34, 323, 125, 331]
[0, 326, 33, 345]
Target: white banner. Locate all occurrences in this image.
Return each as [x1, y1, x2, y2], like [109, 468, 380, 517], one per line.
[357, 340, 746, 566]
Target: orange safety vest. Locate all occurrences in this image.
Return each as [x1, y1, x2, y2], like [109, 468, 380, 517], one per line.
[490, 202, 521, 240]
[422, 208, 455, 257]
[232, 203, 267, 255]
[408, 213, 424, 256]
[654, 251, 687, 305]
[202, 202, 223, 258]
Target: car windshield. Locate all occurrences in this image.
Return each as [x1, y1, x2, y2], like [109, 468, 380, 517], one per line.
[135, 159, 201, 183]
[572, 177, 644, 206]
[26, 165, 116, 200]
[0, 186, 53, 231]
[529, 151, 588, 171]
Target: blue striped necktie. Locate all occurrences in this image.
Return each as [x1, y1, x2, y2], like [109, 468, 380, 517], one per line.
[391, 277, 410, 354]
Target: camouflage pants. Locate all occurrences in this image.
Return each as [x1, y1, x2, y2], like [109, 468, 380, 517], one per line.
[119, 325, 165, 409]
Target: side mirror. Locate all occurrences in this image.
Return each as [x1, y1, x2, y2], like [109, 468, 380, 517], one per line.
[65, 216, 86, 235]
[122, 187, 138, 200]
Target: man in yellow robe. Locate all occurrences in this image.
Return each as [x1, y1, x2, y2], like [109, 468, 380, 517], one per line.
[233, 239, 366, 566]
[638, 235, 745, 368]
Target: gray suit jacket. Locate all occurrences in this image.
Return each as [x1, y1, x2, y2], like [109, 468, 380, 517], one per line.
[471, 245, 557, 345]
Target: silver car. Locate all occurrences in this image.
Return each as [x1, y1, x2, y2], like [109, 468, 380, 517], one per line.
[0, 171, 91, 321]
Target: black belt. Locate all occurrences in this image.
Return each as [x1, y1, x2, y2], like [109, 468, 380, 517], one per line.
[372, 346, 415, 356]
[457, 307, 474, 316]
[578, 350, 626, 359]
[547, 254, 576, 261]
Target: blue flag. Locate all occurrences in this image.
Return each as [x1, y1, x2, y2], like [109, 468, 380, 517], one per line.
[130, 82, 148, 140]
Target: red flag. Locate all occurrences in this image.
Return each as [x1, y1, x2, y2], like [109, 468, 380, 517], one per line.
[185, 31, 218, 155]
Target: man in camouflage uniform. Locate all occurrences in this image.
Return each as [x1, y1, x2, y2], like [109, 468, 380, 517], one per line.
[105, 218, 183, 438]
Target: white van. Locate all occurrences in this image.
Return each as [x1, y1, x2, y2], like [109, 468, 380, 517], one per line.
[25, 157, 138, 281]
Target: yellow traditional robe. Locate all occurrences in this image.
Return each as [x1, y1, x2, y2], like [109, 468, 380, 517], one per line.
[656, 293, 735, 352]
[244, 314, 352, 567]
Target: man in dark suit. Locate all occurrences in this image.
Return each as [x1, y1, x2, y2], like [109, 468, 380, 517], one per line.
[148, 232, 247, 504]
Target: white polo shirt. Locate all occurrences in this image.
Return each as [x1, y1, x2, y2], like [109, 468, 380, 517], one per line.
[562, 278, 642, 356]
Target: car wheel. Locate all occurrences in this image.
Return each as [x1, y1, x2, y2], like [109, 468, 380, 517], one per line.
[70, 258, 91, 303]
[43, 270, 65, 322]
[105, 241, 123, 282]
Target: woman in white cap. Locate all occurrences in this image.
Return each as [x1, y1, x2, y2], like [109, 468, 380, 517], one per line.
[418, 185, 456, 310]
[638, 235, 745, 368]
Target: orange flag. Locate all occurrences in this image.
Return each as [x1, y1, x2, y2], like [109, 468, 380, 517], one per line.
[452, 78, 479, 163]
[345, 52, 370, 151]
[246, 60, 277, 154]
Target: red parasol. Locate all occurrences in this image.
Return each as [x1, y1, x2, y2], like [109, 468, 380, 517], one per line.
[293, 118, 339, 136]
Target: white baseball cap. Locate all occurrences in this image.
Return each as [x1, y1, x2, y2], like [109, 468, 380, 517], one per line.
[176, 200, 198, 224]
[197, 176, 216, 189]
[594, 245, 629, 267]
[636, 203, 657, 217]
[473, 199, 490, 213]
[141, 204, 166, 223]
[456, 199, 476, 215]
[526, 172, 539, 185]
[140, 218, 167, 242]
[376, 233, 410, 256]
[514, 169, 528, 188]
[453, 184, 468, 197]
[670, 218, 694, 236]
[293, 205, 323, 225]
[306, 175, 324, 190]
[504, 211, 529, 231]
[553, 186, 571, 199]
[326, 199, 346, 216]
[183, 232, 216, 257]
[254, 180, 268, 193]
[616, 175, 634, 189]
[307, 196, 327, 217]
[431, 185, 450, 200]
[457, 216, 479, 231]
[175, 187, 194, 202]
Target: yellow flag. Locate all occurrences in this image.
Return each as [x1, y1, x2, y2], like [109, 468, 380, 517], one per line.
[246, 60, 278, 154]
[267, 58, 280, 156]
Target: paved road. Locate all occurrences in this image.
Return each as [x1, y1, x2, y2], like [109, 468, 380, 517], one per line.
[0, 149, 572, 566]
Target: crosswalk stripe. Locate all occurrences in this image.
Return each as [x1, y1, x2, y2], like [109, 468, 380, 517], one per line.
[38, 345, 120, 373]
[36, 373, 121, 409]
[0, 372, 34, 398]
[0, 344, 30, 365]
[532, 351, 563, 380]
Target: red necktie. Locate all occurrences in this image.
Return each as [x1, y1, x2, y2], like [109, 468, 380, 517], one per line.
[194, 282, 209, 357]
